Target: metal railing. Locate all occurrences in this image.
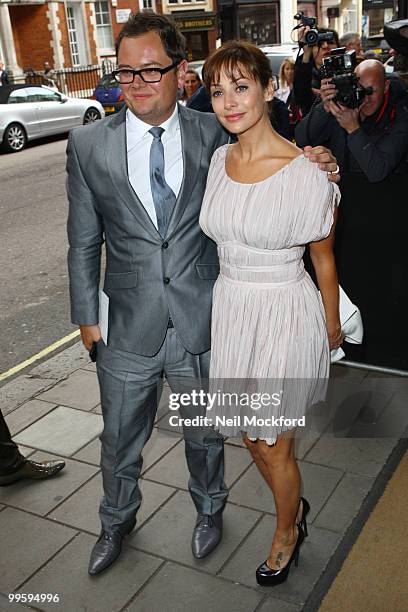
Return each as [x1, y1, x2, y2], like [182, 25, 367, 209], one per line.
[24, 60, 116, 98]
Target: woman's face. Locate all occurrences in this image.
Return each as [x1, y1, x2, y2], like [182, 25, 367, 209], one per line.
[283, 63, 294, 86]
[210, 66, 272, 135]
[184, 72, 201, 97]
[313, 39, 338, 66]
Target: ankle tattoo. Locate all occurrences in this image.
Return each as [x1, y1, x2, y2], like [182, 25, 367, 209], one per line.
[275, 551, 284, 568]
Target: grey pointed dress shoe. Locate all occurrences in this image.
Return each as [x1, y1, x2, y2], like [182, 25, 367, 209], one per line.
[88, 530, 124, 576]
[192, 512, 223, 559]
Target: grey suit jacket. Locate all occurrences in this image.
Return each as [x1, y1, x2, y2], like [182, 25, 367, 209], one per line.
[67, 104, 228, 356]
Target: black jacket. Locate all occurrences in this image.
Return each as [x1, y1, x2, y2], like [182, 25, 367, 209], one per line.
[295, 77, 408, 182]
[0, 68, 10, 86]
[293, 56, 321, 116]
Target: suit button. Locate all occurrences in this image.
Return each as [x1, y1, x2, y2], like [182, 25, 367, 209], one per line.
[162, 241, 168, 249]
[163, 277, 170, 284]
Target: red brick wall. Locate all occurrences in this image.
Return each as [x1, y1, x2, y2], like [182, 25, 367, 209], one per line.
[111, 0, 139, 45]
[9, 5, 52, 71]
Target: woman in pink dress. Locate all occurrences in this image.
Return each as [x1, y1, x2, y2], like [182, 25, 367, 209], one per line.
[199, 41, 343, 586]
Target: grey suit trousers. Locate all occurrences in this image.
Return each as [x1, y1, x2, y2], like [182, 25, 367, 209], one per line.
[96, 328, 228, 534]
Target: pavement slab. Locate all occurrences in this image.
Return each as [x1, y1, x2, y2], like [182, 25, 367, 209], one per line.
[50, 472, 176, 535]
[220, 515, 341, 605]
[129, 490, 262, 574]
[257, 597, 304, 612]
[0, 507, 75, 593]
[314, 472, 375, 533]
[14, 406, 103, 456]
[0, 452, 98, 515]
[17, 532, 163, 612]
[126, 561, 264, 612]
[36, 369, 100, 411]
[5, 399, 57, 436]
[0, 375, 57, 417]
[304, 437, 397, 477]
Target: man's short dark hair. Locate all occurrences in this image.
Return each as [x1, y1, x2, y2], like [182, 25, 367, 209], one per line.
[116, 12, 186, 64]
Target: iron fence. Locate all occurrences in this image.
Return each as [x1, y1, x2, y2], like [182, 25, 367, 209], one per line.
[24, 60, 116, 98]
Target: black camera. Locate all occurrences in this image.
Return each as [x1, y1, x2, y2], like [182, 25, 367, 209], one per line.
[321, 47, 373, 108]
[293, 12, 334, 47]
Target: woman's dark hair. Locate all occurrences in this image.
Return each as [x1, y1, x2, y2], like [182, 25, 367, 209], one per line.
[203, 40, 273, 92]
[115, 12, 186, 64]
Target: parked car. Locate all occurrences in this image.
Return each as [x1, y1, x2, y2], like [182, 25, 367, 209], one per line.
[91, 72, 125, 115]
[0, 84, 104, 153]
[258, 44, 299, 86]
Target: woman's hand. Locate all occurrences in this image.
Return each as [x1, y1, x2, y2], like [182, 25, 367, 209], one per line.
[327, 324, 344, 350]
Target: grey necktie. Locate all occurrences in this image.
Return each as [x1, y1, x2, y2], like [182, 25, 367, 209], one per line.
[148, 126, 176, 237]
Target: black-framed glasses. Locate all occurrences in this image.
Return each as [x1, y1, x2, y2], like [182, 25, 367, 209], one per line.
[112, 62, 179, 84]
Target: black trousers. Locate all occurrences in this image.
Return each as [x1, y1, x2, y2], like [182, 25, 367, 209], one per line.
[0, 409, 25, 474]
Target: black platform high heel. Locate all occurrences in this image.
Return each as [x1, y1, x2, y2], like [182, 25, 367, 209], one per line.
[296, 496, 310, 538]
[255, 525, 305, 587]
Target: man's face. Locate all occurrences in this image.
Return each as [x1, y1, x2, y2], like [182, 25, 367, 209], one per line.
[357, 68, 388, 118]
[117, 32, 187, 125]
[314, 38, 338, 65]
[351, 36, 363, 55]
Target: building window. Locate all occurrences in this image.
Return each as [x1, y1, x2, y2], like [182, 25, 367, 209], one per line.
[66, 6, 80, 66]
[139, 0, 156, 10]
[95, 1, 114, 50]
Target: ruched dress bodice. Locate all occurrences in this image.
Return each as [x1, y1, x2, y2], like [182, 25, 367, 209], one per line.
[199, 145, 340, 443]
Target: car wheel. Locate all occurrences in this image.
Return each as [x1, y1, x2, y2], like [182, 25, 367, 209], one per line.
[83, 108, 101, 124]
[3, 123, 27, 153]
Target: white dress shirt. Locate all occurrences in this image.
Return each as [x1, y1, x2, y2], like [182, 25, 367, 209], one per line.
[126, 105, 183, 229]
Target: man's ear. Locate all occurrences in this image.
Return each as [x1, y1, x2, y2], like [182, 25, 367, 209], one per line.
[177, 59, 189, 89]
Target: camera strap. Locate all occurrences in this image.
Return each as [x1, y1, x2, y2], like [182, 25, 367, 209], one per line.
[374, 89, 396, 126]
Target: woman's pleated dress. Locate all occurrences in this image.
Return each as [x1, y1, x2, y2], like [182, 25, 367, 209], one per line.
[199, 145, 340, 444]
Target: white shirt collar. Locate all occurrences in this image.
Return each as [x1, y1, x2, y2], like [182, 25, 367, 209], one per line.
[126, 104, 180, 140]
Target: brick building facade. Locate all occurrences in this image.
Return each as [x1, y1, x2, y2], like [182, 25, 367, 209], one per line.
[0, 0, 218, 81]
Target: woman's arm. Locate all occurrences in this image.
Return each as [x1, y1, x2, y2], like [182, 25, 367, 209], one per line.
[309, 209, 342, 350]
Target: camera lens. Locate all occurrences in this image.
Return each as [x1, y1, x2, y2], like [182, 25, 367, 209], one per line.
[305, 30, 318, 46]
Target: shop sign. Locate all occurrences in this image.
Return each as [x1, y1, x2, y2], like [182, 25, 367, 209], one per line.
[174, 15, 216, 31]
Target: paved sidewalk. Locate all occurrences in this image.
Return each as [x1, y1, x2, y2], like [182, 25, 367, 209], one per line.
[0, 343, 405, 612]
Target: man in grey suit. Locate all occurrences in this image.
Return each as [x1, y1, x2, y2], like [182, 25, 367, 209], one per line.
[67, 12, 339, 576]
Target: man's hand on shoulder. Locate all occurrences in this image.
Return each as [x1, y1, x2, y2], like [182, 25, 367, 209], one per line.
[80, 325, 102, 351]
[303, 145, 340, 183]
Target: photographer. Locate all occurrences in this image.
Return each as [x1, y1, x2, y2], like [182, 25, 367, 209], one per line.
[293, 25, 339, 115]
[295, 59, 408, 182]
[296, 58, 408, 370]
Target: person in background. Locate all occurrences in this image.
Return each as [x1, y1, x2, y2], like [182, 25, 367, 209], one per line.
[294, 27, 339, 115]
[275, 58, 302, 139]
[180, 69, 202, 105]
[296, 59, 408, 369]
[43, 61, 57, 87]
[0, 409, 65, 486]
[339, 32, 364, 59]
[0, 60, 9, 86]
